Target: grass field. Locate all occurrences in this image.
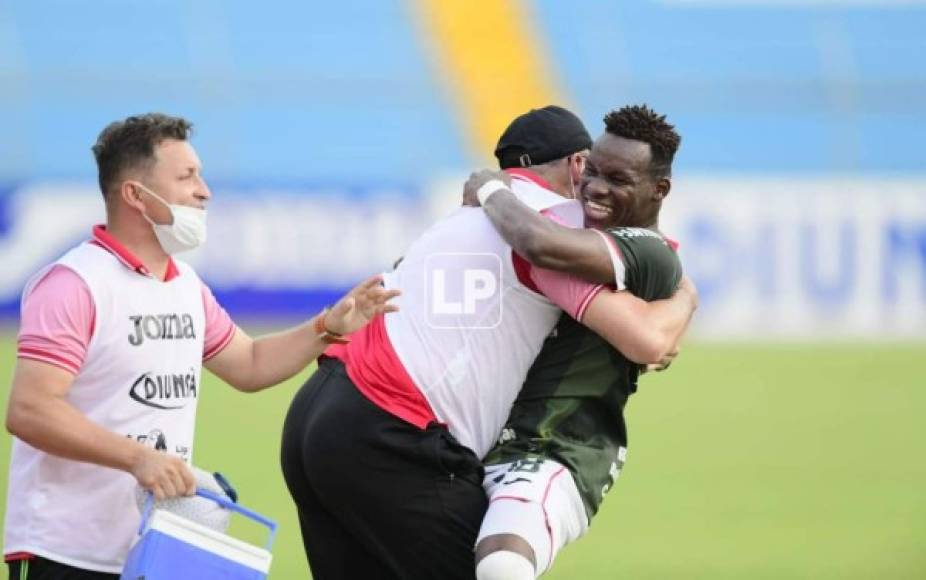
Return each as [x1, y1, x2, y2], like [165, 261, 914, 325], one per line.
[0, 333, 924, 579]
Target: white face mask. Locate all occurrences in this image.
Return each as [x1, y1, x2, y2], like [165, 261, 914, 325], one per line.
[135, 183, 207, 255]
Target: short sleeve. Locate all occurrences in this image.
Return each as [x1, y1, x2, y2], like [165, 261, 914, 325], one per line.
[605, 228, 682, 301]
[201, 282, 236, 361]
[529, 265, 605, 322]
[17, 265, 95, 375]
[592, 230, 627, 290]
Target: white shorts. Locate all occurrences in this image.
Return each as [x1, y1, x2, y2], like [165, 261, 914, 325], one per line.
[477, 458, 589, 576]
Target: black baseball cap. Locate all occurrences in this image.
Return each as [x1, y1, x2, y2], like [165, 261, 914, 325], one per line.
[494, 105, 592, 169]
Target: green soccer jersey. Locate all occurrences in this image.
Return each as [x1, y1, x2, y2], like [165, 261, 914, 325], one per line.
[485, 227, 682, 518]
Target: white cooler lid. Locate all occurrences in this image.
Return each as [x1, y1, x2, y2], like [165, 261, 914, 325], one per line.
[145, 509, 273, 573]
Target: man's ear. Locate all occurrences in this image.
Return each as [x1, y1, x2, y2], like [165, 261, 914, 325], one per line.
[569, 155, 585, 186]
[655, 177, 671, 201]
[120, 181, 146, 212]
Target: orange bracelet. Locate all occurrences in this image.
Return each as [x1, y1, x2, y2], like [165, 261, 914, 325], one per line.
[313, 309, 350, 345]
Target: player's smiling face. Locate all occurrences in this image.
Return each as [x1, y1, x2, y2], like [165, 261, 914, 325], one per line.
[579, 133, 666, 230]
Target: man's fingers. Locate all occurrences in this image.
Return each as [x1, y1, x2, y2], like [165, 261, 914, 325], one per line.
[360, 287, 400, 307]
[160, 479, 177, 499]
[644, 357, 674, 373]
[361, 286, 386, 301]
[379, 289, 401, 302]
[655, 348, 680, 371]
[170, 470, 187, 498]
[463, 170, 503, 207]
[328, 277, 400, 334]
[355, 275, 384, 293]
[349, 277, 388, 305]
[179, 464, 197, 495]
[462, 186, 480, 204]
[654, 355, 674, 372]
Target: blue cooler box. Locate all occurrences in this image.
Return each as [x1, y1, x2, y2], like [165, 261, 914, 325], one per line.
[121, 489, 277, 580]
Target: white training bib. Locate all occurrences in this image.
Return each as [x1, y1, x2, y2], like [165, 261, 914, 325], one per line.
[383, 177, 583, 458]
[4, 242, 206, 574]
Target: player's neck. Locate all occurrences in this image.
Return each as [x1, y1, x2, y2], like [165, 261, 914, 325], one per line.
[106, 217, 172, 280]
[636, 205, 661, 232]
[536, 169, 574, 199]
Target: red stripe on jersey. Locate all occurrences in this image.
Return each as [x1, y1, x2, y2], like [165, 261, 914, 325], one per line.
[511, 252, 541, 294]
[204, 324, 236, 361]
[91, 225, 181, 281]
[163, 257, 180, 281]
[505, 168, 553, 190]
[17, 347, 81, 375]
[489, 465, 568, 572]
[325, 315, 437, 429]
[489, 495, 531, 504]
[576, 284, 605, 322]
[4, 552, 35, 562]
[541, 466, 568, 571]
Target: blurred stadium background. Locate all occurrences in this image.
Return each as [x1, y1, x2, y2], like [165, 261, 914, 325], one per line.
[1, 0, 924, 578]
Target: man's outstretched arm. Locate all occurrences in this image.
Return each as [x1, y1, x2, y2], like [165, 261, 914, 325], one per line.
[205, 275, 399, 392]
[581, 277, 697, 364]
[463, 169, 616, 285]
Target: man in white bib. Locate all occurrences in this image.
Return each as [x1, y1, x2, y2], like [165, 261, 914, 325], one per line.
[3, 113, 398, 579]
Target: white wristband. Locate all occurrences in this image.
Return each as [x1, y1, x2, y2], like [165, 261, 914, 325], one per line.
[476, 179, 509, 206]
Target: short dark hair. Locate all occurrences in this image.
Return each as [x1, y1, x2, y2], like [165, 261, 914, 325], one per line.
[91, 113, 193, 197]
[603, 105, 680, 177]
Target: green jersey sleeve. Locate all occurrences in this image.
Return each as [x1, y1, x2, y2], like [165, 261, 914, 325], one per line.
[605, 227, 682, 301]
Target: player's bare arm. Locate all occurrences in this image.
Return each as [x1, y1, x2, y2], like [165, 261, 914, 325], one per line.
[463, 169, 615, 285]
[205, 275, 399, 392]
[5, 359, 196, 500]
[581, 276, 697, 364]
